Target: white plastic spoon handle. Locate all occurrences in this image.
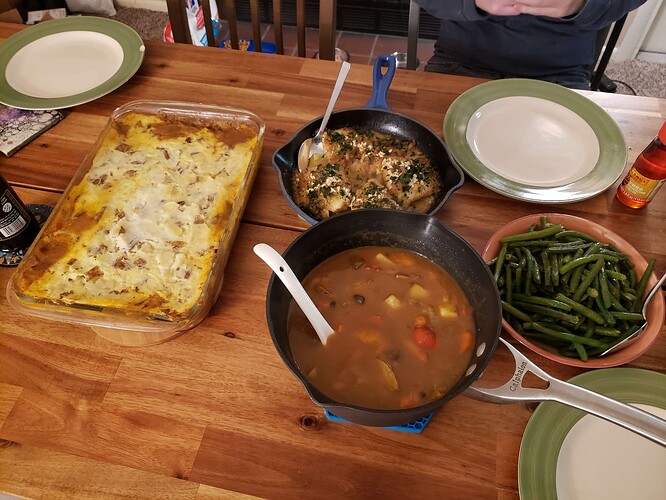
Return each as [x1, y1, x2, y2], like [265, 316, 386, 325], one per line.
[316, 61, 351, 137]
[253, 243, 334, 345]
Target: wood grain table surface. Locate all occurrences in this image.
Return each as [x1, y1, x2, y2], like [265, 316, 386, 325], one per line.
[1, 22, 665, 499]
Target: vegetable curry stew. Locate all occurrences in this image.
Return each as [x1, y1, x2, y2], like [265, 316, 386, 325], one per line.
[288, 246, 476, 410]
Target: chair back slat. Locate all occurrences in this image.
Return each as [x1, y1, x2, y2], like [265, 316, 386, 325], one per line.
[224, 0, 240, 50]
[318, 0, 336, 60]
[296, 0, 306, 58]
[406, 1, 420, 70]
[166, 0, 192, 44]
[250, 0, 263, 52]
[201, 0, 219, 47]
[273, 0, 284, 55]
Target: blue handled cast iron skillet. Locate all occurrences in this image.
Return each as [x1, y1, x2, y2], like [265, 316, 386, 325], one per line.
[272, 55, 465, 225]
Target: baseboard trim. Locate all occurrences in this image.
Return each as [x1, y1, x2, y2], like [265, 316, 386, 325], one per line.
[636, 51, 666, 64]
[116, 0, 167, 12]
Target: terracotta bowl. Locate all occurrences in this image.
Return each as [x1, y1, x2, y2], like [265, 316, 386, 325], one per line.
[482, 213, 665, 368]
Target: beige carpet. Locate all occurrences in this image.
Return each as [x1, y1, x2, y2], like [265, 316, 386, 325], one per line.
[106, 7, 666, 99]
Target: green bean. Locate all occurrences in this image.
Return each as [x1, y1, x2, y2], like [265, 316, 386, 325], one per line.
[554, 230, 599, 243]
[514, 303, 580, 324]
[554, 293, 605, 324]
[502, 301, 532, 322]
[593, 284, 616, 326]
[606, 270, 627, 281]
[545, 243, 593, 253]
[540, 251, 551, 287]
[611, 311, 644, 322]
[632, 259, 656, 312]
[521, 248, 539, 286]
[572, 258, 605, 302]
[508, 240, 557, 248]
[560, 254, 620, 275]
[593, 327, 622, 337]
[500, 225, 565, 243]
[569, 262, 586, 292]
[489, 216, 647, 361]
[522, 322, 606, 347]
[494, 242, 508, 282]
[523, 332, 571, 346]
[513, 293, 572, 310]
[573, 343, 588, 361]
[599, 267, 613, 309]
[525, 251, 534, 295]
[550, 254, 560, 287]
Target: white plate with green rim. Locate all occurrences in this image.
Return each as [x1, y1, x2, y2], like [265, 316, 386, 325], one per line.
[443, 79, 627, 203]
[0, 17, 145, 110]
[518, 368, 666, 500]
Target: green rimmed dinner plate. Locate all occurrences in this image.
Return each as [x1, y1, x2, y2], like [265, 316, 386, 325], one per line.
[518, 368, 666, 500]
[0, 17, 145, 110]
[443, 79, 627, 203]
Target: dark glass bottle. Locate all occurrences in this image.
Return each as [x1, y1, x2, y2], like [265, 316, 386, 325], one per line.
[616, 121, 666, 208]
[0, 175, 40, 252]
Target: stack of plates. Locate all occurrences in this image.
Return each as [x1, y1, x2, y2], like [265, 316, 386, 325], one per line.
[443, 79, 627, 203]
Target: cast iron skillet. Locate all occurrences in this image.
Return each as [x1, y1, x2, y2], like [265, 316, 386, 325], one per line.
[272, 55, 465, 225]
[265, 209, 502, 427]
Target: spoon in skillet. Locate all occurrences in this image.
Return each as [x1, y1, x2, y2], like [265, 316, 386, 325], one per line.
[297, 61, 351, 172]
[599, 270, 666, 357]
[254, 243, 335, 345]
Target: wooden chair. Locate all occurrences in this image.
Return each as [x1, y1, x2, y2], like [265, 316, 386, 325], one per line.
[166, 0, 338, 61]
[406, 0, 421, 71]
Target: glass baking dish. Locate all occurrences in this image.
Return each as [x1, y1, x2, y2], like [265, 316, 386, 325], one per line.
[7, 100, 265, 340]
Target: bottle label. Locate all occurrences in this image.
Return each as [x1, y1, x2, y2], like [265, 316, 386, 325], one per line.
[0, 188, 30, 240]
[619, 169, 664, 202]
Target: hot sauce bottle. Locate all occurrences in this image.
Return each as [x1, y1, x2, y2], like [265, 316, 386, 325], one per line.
[616, 121, 666, 208]
[0, 174, 40, 252]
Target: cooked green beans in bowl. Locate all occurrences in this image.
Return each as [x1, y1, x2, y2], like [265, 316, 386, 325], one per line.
[482, 213, 665, 368]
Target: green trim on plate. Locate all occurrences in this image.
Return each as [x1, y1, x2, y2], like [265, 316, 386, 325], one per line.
[443, 79, 627, 203]
[518, 368, 666, 500]
[0, 17, 145, 110]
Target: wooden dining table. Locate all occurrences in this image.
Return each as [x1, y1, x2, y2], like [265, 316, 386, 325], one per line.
[1, 21, 665, 499]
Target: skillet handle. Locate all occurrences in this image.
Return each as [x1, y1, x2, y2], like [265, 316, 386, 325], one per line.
[365, 55, 396, 110]
[466, 338, 666, 448]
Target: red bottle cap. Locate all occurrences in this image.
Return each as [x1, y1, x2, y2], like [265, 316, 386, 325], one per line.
[659, 121, 666, 143]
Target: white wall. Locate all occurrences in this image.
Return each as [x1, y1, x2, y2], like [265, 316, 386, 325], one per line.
[642, 2, 666, 58]
[612, 0, 665, 62]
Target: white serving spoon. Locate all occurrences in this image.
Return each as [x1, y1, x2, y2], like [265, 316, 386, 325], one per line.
[297, 61, 351, 172]
[253, 243, 335, 345]
[599, 270, 666, 357]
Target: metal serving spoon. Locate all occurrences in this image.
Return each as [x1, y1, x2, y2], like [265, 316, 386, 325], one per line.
[599, 270, 666, 357]
[253, 243, 335, 345]
[297, 61, 351, 173]
[466, 338, 666, 447]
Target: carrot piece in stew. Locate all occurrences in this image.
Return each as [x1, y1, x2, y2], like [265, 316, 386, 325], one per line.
[460, 330, 474, 353]
[413, 326, 437, 349]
